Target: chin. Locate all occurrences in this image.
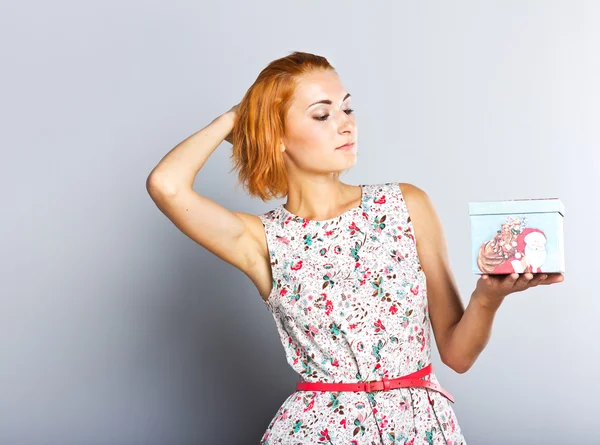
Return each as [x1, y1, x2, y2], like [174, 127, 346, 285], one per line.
[339, 157, 358, 168]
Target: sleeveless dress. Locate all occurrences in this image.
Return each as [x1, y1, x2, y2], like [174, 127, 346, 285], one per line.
[257, 182, 466, 445]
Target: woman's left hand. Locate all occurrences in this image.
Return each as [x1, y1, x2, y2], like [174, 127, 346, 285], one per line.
[473, 272, 565, 307]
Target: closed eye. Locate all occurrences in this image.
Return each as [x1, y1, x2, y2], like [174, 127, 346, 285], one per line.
[314, 109, 354, 121]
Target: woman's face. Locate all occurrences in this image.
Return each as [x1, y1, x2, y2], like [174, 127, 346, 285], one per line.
[281, 70, 357, 176]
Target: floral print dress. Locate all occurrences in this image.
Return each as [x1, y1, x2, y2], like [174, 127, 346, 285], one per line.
[257, 182, 466, 445]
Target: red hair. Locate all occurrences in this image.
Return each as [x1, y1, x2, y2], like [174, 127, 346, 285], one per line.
[229, 51, 336, 201]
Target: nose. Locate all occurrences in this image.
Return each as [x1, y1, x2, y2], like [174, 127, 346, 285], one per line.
[338, 110, 355, 134]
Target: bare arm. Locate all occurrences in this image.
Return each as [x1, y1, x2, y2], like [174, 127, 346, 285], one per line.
[400, 183, 467, 371]
[401, 183, 563, 373]
[147, 105, 237, 192]
[146, 106, 265, 274]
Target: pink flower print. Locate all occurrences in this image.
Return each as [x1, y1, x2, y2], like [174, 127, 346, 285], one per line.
[340, 418, 347, 429]
[325, 299, 333, 315]
[306, 324, 319, 337]
[389, 305, 398, 315]
[374, 195, 386, 204]
[325, 229, 334, 236]
[276, 235, 291, 245]
[280, 288, 288, 297]
[360, 271, 371, 285]
[378, 413, 389, 429]
[349, 323, 357, 330]
[291, 260, 303, 271]
[348, 221, 361, 235]
[331, 358, 339, 367]
[373, 319, 386, 333]
[302, 220, 310, 229]
[318, 428, 331, 442]
[304, 398, 315, 412]
[410, 285, 419, 296]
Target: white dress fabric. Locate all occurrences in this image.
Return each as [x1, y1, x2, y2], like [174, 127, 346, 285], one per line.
[258, 182, 466, 445]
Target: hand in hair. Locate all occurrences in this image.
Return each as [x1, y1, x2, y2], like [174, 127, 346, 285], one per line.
[224, 103, 239, 144]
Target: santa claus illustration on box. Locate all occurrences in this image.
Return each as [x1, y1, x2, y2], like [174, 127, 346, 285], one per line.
[492, 228, 547, 274]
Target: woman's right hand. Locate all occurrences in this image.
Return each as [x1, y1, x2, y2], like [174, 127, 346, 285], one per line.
[223, 103, 239, 145]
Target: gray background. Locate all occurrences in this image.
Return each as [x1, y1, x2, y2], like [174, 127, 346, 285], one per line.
[2, 1, 598, 444]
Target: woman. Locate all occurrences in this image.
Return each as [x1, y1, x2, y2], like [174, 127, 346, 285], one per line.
[146, 51, 563, 444]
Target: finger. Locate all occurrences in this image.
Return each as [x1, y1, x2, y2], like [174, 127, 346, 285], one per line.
[479, 274, 503, 287]
[514, 272, 534, 288]
[539, 273, 565, 285]
[526, 273, 548, 288]
[505, 273, 520, 286]
[480, 273, 506, 284]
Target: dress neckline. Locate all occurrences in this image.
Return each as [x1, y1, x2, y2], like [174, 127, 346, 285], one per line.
[279, 184, 365, 224]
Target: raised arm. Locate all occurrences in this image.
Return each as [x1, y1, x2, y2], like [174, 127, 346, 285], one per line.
[145, 106, 265, 276]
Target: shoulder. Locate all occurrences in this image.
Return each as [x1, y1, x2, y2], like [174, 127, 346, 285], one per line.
[395, 182, 434, 214]
[367, 181, 435, 218]
[368, 182, 429, 201]
[241, 206, 280, 238]
[396, 182, 426, 198]
[394, 182, 442, 242]
[231, 209, 278, 268]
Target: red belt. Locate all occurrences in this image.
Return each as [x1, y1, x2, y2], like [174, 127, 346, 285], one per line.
[295, 364, 454, 403]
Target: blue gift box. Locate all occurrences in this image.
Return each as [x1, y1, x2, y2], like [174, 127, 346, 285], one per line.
[469, 199, 565, 274]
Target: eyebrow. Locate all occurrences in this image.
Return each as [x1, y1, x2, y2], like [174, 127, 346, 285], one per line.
[306, 93, 351, 110]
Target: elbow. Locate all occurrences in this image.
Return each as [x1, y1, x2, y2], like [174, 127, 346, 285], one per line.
[146, 172, 179, 197]
[440, 352, 473, 374]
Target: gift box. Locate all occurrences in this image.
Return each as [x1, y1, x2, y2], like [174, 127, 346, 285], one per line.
[469, 199, 565, 274]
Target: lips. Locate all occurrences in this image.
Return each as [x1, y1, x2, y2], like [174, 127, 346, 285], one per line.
[336, 142, 355, 150]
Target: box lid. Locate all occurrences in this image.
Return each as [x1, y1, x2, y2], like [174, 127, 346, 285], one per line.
[469, 198, 565, 216]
